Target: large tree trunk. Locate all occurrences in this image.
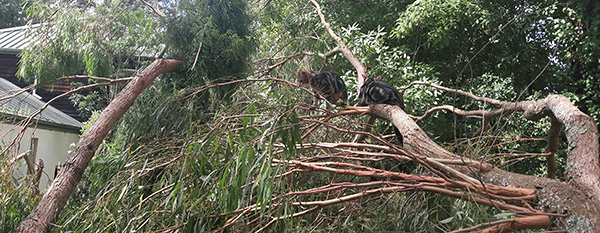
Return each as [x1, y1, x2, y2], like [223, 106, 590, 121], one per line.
[14, 59, 182, 233]
[371, 94, 600, 231]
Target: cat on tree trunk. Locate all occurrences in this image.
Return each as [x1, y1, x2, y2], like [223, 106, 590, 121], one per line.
[296, 70, 348, 110]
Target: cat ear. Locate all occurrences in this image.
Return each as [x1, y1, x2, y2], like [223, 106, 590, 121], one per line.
[374, 75, 382, 81]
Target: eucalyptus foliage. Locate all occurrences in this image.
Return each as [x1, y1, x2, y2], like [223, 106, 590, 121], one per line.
[18, 1, 161, 83]
[0, 0, 28, 28]
[0, 168, 37, 232]
[163, 0, 255, 87]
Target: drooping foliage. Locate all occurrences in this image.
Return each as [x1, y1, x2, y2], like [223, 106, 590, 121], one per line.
[18, 1, 161, 83]
[0, 169, 37, 232]
[112, 0, 255, 146]
[163, 0, 255, 88]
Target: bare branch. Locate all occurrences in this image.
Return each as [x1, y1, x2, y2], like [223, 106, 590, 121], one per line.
[309, 0, 367, 92]
[545, 116, 561, 179]
[191, 25, 207, 70]
[274, 159, 535, 200]
[140, 0, 166, 17]
[450, 215, 551, 233]
[8, 150, 31, 167]
[300, 106, 370, 139]
[32, 159, 44, 192]
[182, 77, 305, 100]
[403, 81, 504, 106]
[411, 105, 487, 122]
[0, 84, 35, 102]
[353, 115, 376, 143]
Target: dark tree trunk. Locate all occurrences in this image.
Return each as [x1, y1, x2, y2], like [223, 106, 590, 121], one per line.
[14, 59, 182, 233]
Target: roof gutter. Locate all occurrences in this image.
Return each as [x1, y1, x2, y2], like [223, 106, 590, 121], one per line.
[0, 48, 21, 54]
[1, 113, 82, 135]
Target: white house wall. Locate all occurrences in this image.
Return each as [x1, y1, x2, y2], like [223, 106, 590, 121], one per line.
[1, 122, 80, 190]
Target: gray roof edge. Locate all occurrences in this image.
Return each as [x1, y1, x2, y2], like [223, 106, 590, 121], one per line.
[0, 78, 83, 129]
[1, 113, 82, 134]
[0, 48, 22, 54]
[0, 25, 33, 33]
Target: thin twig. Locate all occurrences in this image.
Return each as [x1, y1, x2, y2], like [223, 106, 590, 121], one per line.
[191, 25, 207, 70]
[140, 0, 166, 17]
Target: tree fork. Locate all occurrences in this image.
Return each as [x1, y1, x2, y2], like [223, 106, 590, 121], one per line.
[14, 59, 182, 233]
[309, 0, 367, 91]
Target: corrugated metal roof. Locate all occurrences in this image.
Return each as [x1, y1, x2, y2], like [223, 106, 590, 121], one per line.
[0, 25, 35, 53]
[0, 24, 161, 57]
[0, 78, 83, 129]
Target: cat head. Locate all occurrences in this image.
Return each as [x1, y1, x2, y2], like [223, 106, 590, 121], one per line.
[295, 70, 313, 86]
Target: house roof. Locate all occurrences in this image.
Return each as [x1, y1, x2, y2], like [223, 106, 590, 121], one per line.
[0, 25, 34, 54]
[0, 78, 83, 131]
[0, 24, 161, 57]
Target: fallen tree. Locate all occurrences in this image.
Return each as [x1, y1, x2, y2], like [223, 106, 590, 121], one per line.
[375, 93, 600, 231]
[9, 1, 598, 232]
[14, 59, 182, 233]
[212, 93, 597, 232]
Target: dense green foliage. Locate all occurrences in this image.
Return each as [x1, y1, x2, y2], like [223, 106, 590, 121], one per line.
[0, 0, 27, 29]
[18, 2, 161, 83]
[1, 0, 599, 231]
[0, 169, 37, 232]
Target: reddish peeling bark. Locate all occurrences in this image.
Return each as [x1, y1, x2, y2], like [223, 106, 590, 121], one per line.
[370, 94, 600, 231]
[14, 59, 182, 233]
[481, 215, 552, 233]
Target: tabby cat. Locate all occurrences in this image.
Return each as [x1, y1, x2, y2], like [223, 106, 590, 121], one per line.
[357, 78, 404, 108]
[296, 71, 348, 109]
[356, 78, 405, 144]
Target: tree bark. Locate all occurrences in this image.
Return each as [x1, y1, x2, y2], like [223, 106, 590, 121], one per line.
[480, 215, 552, 233]
[370, 94, 600, 231]
[14, 59, 182, 233]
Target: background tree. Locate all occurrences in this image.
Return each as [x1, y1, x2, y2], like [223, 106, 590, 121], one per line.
[0, 0, 27, 28]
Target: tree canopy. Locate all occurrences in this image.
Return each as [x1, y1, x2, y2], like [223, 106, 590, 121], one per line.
[0, 0, 27, 29]
[2, 0, 600, 232]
